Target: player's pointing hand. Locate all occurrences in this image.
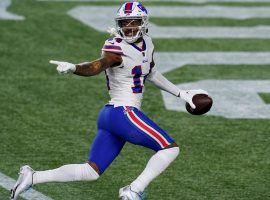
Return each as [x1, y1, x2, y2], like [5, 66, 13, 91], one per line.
[49, 60, 76, 74]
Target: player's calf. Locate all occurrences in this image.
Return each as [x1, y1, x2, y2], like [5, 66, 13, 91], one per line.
[11, 163, 100, 199]
[120, 145, 179, 199]
[33, 163, 99, 184]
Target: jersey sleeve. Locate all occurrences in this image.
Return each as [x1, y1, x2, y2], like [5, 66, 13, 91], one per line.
[101, 38, 124, 55]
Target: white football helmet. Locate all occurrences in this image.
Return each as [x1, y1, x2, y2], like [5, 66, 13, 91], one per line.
[115, 2, 149, 43]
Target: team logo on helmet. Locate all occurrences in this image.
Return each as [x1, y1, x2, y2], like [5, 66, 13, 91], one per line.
[137, 3, 148, 14]
[123, 2, 134, 14]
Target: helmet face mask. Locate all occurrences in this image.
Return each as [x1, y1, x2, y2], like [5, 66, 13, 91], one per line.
[115, 2, 148, 43]
[117, 18, 142, 29]
[116, 17, 147, 43]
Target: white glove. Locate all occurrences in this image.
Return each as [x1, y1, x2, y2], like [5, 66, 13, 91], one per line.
[49, 60, 76, 74]
[179, 89, 208, 109]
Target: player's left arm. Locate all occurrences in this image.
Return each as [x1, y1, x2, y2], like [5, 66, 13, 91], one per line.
[146, 47, 181, 96]
[147, 66, 180, 97]
[147, 61, 208, 109]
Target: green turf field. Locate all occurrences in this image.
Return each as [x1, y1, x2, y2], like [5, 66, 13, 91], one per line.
[0, 0, 270, 199]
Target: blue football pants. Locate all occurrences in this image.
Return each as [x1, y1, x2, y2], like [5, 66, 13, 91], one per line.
[88, 105, 175, 174]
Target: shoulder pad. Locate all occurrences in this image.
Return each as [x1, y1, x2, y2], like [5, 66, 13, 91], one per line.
[102, 38, 124, 55]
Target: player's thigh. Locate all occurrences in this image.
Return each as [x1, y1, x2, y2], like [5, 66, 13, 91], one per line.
[120, 107, 175, 151]
[88, 129, 125, 174]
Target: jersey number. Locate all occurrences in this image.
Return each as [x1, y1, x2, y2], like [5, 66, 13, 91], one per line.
[132, 65, 143, 93]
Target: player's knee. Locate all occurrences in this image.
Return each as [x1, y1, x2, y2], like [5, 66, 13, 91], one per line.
[91, 173, 99, 181]
[87, 161, 101, 177]
[164, 142, 180, 158]
[174, 146, 180, 158]
[165, 142, 179, 149]
[172, 142, 179, 148]
[171, 145, 180, 157]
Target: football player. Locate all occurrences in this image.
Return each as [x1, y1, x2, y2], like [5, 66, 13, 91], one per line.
[11, 2, 207, 200]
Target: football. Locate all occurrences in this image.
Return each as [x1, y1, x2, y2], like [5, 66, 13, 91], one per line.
[186, 94, 213, 115]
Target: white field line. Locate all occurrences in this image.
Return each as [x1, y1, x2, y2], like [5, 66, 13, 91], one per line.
[36, 0, 270, 3]
[0, 171, 52, 200]
[149, 25, 270, 39]
[155, 52, 270, 73]
[149, 6, 270, 19]
[68, 6, 270, 39]
[0, 0, 24, 20]
[68, 5, 270, 20]
[162, 80, 270, 119]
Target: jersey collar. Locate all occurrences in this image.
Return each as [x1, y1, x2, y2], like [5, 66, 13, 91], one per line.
[130, 39, 146, 52]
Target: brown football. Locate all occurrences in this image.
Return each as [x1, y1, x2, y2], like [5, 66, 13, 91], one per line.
[186, 94, 213, 115]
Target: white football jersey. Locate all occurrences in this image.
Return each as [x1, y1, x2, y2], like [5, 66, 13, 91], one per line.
[102, 35, 155, 109]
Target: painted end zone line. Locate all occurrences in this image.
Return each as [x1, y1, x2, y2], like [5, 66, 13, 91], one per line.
[155, 52, 270, 74]
[68, 6, 270, 39]
[0, 171, 52, 200]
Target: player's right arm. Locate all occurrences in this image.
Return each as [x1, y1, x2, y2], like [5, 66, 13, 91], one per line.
[74, 52, 122, 76]
[50, 52, 122, 76]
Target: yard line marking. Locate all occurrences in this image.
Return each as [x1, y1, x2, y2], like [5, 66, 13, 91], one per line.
[68, 6, 270, 39]
[155, 52, 270, 73]
[0, 171, 53, 200]
[149, 25, 270, 39]
[155, 52, 270, 119]
[0, 0, 24, 20]
[162, 80, 270, 119]
[149, 6, 270, 19]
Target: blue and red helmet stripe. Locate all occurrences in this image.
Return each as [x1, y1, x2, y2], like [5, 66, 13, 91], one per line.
[124, 2, 133, 14]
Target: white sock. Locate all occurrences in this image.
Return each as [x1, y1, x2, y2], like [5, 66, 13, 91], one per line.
[130, 147, 180, 193]
[33, 163, 99, 184]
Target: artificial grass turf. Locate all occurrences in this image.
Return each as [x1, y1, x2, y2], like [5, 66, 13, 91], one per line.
[0, 0, 269, 199]
[259, 93, 270, 104]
